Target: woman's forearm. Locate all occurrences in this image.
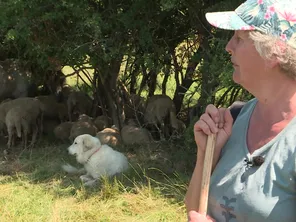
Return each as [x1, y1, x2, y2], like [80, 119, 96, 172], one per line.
[185, 148, 221, 213]
[185, 150, 205, 213]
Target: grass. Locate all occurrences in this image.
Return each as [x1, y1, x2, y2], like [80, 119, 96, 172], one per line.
[0, 138, 194, 221]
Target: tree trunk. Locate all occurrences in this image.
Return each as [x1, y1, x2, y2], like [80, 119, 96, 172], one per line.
[173, 45, 203, 114]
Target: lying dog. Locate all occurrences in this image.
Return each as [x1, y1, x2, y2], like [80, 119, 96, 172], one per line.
[62, 134, 129, 186]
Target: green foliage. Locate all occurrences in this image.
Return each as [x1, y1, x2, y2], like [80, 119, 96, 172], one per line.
[0, 0, 251, 141]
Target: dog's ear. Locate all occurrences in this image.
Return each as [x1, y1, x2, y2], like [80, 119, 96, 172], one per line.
[82, 136, 94, 152]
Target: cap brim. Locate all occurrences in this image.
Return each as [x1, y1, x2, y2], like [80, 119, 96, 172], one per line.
[205, 11, 254, 31]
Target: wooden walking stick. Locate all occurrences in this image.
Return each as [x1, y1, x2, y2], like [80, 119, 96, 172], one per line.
[198, 133, 217, 215]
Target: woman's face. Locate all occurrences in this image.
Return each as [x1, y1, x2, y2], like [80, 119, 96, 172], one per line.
[225, 31, 267, 90]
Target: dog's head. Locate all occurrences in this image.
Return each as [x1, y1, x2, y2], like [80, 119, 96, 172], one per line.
[68, 134, 102, 163]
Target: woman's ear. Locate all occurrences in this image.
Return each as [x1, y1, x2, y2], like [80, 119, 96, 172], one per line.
[265, 57, 279, 69]
[266, 40, 287, 69]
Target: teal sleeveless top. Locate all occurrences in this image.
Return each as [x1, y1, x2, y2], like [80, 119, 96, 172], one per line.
[208, 98, 296, 222]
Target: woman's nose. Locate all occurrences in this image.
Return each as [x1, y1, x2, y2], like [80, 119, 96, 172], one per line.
[225, 36, 234, 55]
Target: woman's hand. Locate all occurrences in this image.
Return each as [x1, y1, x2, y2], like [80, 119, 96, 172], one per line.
[194, 104, 233, 154]
[188, 211, 216, 222]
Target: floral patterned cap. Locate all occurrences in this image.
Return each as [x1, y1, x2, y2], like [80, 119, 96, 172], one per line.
[205, 0, 296, 49]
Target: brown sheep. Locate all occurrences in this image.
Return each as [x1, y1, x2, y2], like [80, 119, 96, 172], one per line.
[67, 91, 93, 121]
[96, 126, 122, 147]
[5, 98, 42, 149]
[144, 94, 178, 140]
[55, 84, 74, 103]
[36, 95, 68, 122]
[77, 114, 93, 123]
[54, 122, 73, 142]
[69, 114, 97, 141]
[121, 120, 153, 145]
[57, 103, 68, 122]
[171, 119, 186, 137]
[42, 119, 60, 136]
[93, 115, 111, 131]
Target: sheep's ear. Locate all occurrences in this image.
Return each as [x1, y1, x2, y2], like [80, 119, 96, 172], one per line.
[82, 136, 93, 152]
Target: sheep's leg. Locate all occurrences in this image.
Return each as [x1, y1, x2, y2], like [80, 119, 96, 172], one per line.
[21, 132, 25, 148]
[11, 133, 15, 147]
[30, 126, 38, 148]
[39, 112, 44, 136]
[20, 120, 26, 149]
[68, 104, 72, 122]
[7, 127, 13, 149]
[23, 131, 28, 150]
[163, 123, 171, 140]
[155, 122, 165, 141]
[34, 112, 43, 143]
[0, 125, 4, 137]
[15, 121, 22, 138]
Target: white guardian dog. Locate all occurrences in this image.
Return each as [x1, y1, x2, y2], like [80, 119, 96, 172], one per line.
[62, 134, 129, 186]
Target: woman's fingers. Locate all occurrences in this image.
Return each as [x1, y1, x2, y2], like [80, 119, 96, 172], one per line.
[194, 104, 234, 140]
[205, 104, 220, 123]
[199, 114, 218, 134]
[217, 108, 226, 129]
[195, 104, 220, 135]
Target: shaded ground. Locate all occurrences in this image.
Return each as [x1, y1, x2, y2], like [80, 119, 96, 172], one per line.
[0, 135, 196, 196]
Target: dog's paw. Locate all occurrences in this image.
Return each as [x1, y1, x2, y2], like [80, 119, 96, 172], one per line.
[83, 179, 98, 187]
[80, 174, 92, 182]
[62, 164, 79, 173]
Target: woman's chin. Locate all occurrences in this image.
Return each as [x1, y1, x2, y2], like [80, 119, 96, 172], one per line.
[232, 73, 240, 84]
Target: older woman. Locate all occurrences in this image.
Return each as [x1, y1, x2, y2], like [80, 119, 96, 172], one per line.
[185, 0, 296, 221]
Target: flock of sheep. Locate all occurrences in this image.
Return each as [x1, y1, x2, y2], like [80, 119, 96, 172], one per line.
[0, 87, 187, 153]
[0, 57, 188, 154]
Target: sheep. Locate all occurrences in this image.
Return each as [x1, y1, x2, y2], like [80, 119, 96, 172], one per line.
[69, 114, 97, 141]
[144, 94, 179, 140]
[42, 119, 60, 137]
[93, 115, 111, 131]
[0, 97, 43, 133]
[5, 98, 42, 149]
[36, 95, 68, 122]
[77, 114, 93, 123]
[121, 120, 153, 145]
[67, 91, 93, 121]
[53, 122, 73, 142]
[96, 126, 122, 147]
[57, 103, 68, 122]
[171, 119, 186, 138]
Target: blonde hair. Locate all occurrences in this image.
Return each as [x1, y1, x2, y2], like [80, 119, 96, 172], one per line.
[249, 31, 296, 79]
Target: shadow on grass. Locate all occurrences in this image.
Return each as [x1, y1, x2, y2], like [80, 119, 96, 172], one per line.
[0, 137, 196, 204]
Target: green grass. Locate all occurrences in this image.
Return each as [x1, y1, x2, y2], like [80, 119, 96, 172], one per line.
[0, 139, 192, 222]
